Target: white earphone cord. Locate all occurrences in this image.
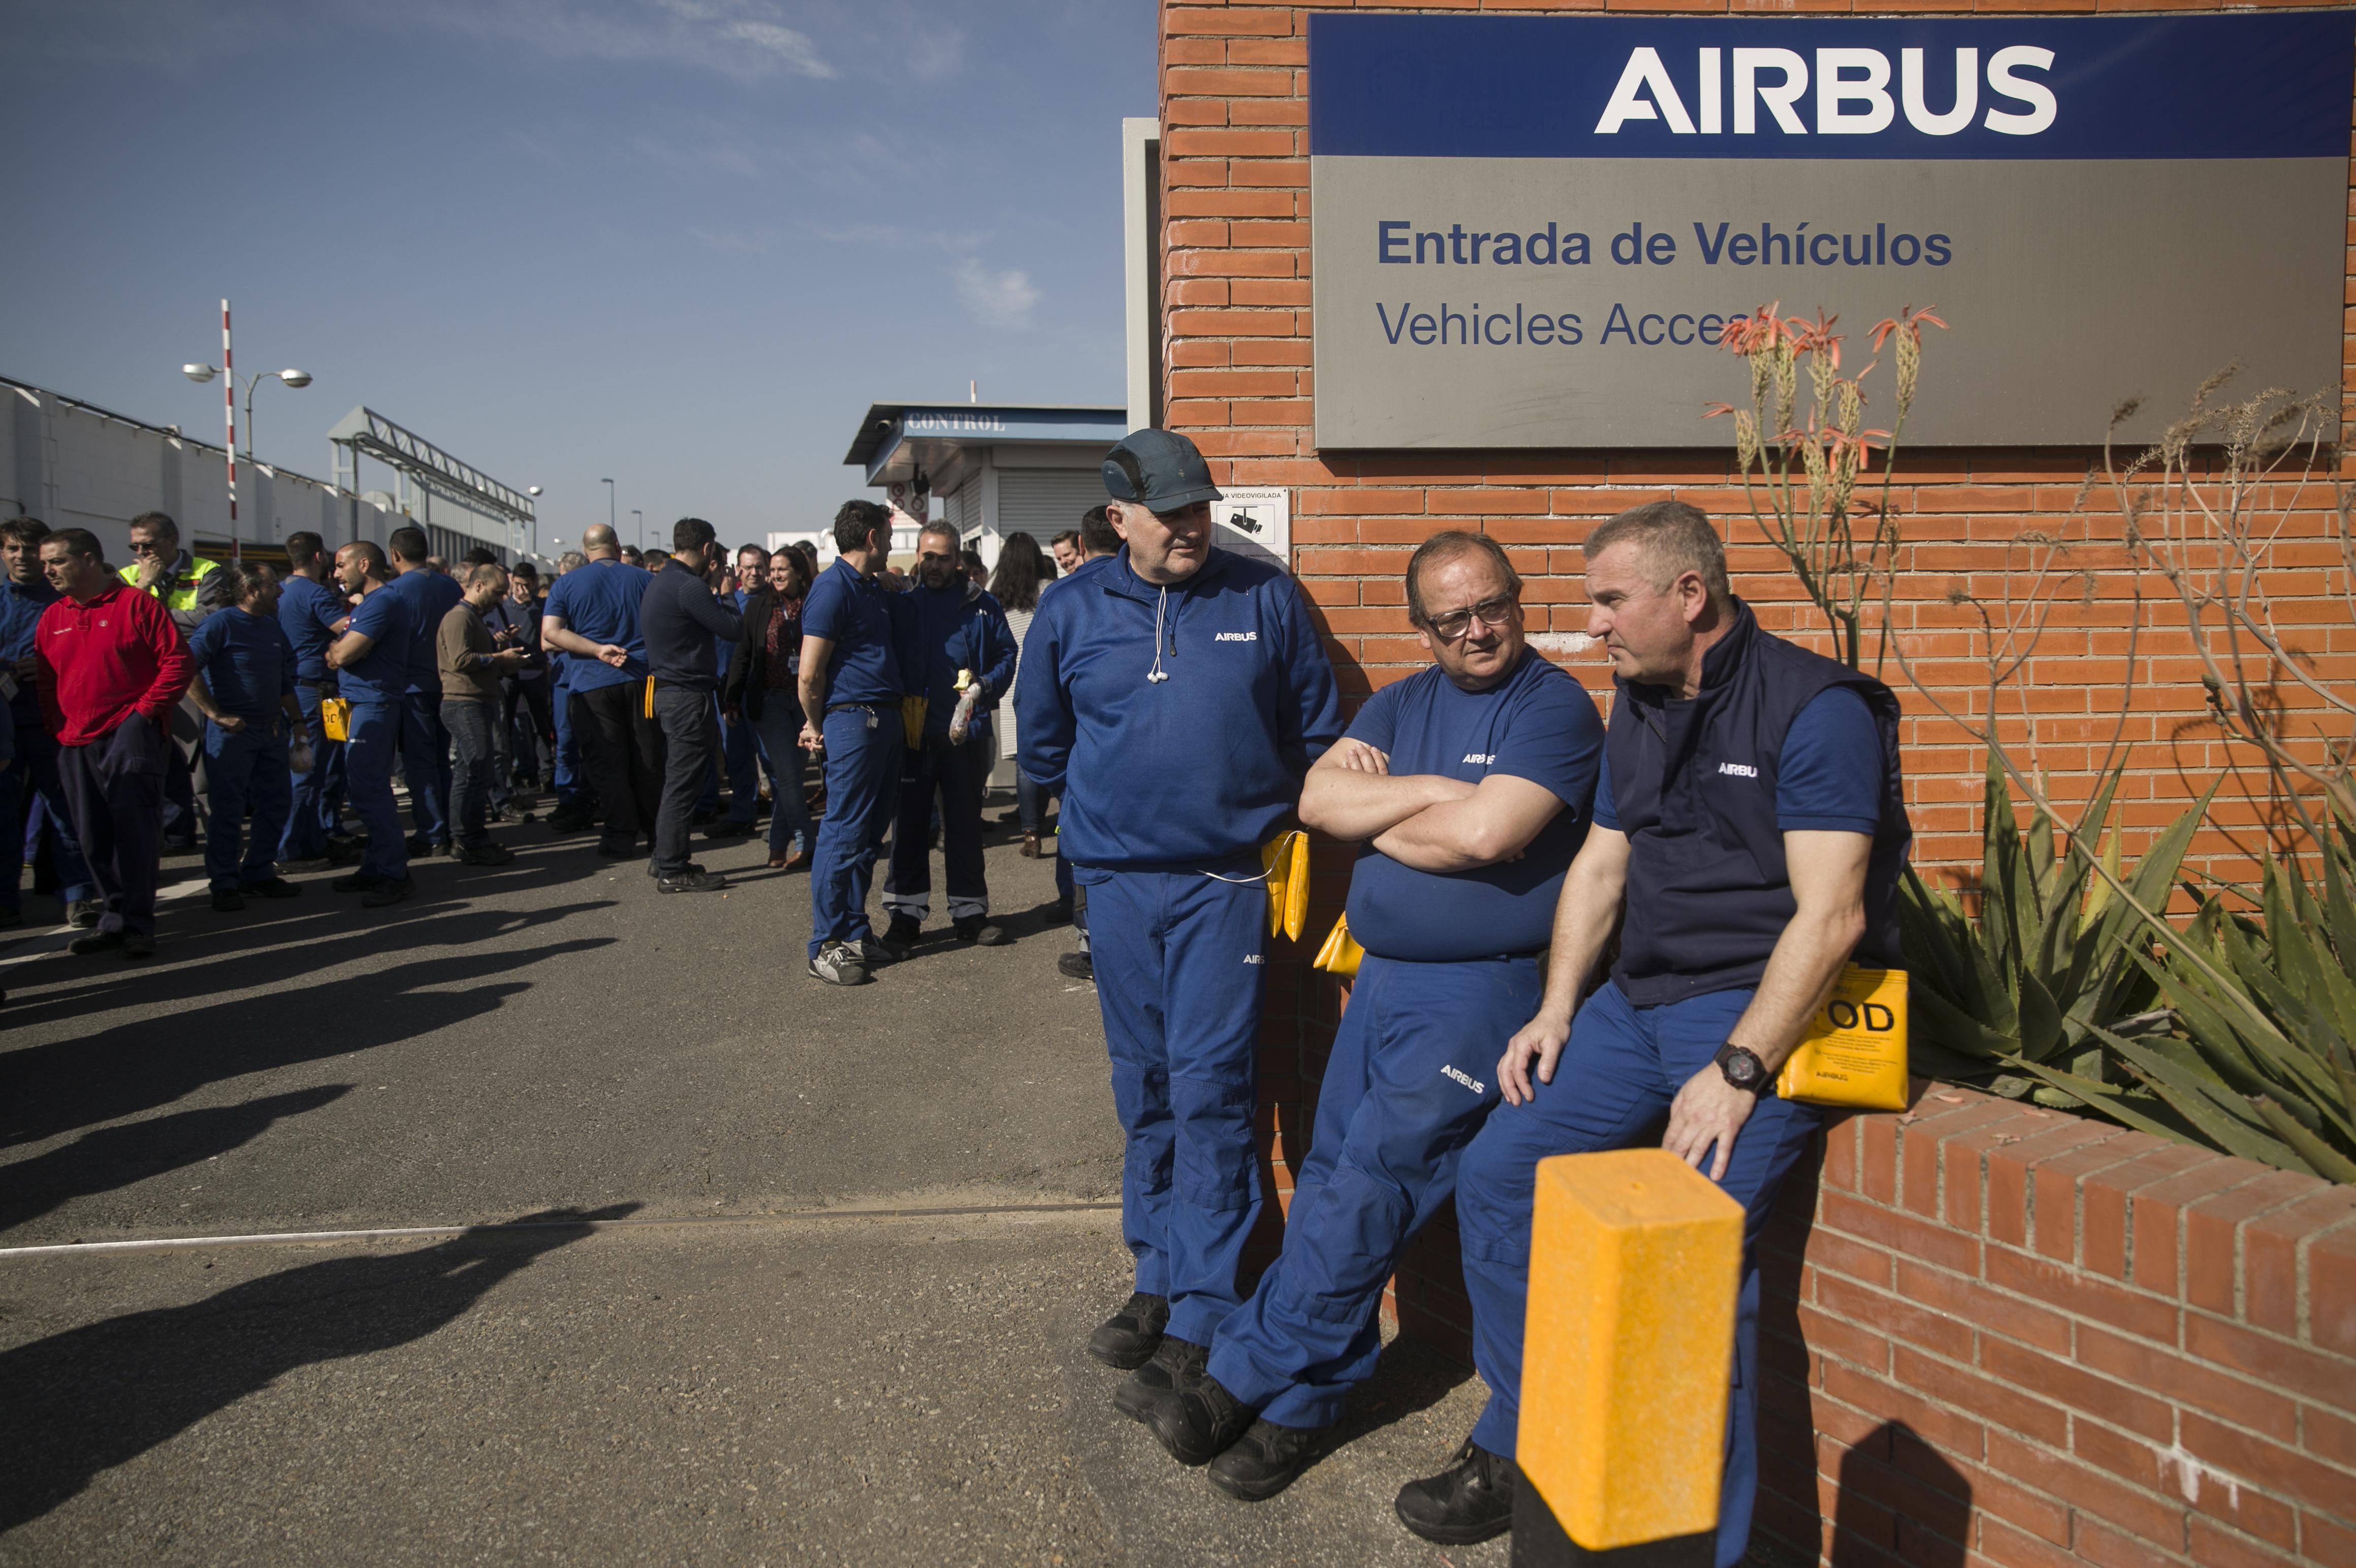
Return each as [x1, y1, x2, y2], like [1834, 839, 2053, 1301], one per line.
[1147, 586, 1170, 684]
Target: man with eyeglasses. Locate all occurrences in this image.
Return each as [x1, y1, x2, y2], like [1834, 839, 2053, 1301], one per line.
[1128, 530, 1604, 1501]
[1394, 501, 1911, 1555]
[119, 511, 215, 853]
[1017, 428, 1341, 1411]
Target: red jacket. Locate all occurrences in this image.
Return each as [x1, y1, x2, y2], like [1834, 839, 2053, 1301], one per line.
[35, 583, 194, 746]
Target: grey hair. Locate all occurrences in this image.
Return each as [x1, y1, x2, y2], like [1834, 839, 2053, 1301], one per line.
[1582, 500, 1730, 611]
[558, 551, 588, 572]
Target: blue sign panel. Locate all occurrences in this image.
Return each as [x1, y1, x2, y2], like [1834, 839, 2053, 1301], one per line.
[1309, 12, 2355, 161]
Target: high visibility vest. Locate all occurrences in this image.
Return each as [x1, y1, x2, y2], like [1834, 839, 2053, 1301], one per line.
[119, 553, 220, 615]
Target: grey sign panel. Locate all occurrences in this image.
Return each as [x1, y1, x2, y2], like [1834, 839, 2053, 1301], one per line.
[1306, 13, 2354, 449]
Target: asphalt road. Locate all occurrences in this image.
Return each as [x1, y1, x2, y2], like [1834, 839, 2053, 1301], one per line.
[0, 807, 1507, 1566]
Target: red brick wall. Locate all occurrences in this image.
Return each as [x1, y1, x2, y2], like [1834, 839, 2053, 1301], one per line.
[1166, 9, 2356, 1561]
[1756, 1085, 2356, 1568]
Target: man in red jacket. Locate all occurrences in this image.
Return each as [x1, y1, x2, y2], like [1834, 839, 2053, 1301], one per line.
[35, 528, 194, 959]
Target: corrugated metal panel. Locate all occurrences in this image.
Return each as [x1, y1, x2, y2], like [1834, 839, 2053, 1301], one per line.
[996, 468, 1104, 543]
[946, 477, 981, 538]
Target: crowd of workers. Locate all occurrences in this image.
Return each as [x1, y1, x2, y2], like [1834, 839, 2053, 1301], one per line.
[6, 423, 1911, 1559]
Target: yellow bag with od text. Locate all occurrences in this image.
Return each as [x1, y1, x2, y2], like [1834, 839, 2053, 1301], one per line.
[320, 697, 352, 743]
[1261, 830, 1309, 943]
[1776, 966, 1911, 1111]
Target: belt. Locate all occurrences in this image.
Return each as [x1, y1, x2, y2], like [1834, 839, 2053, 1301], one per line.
[826, 701, 887, 715]
[296, 677, 334, 692]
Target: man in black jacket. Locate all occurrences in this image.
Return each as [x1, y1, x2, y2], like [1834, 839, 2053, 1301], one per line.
[639, 518, 742, 893]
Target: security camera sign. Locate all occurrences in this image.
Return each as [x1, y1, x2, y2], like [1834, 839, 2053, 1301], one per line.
[1214, 488, 1291, 573]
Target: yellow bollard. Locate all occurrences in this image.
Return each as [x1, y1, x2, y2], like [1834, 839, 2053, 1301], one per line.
[1513, 1148, 1744, 1568]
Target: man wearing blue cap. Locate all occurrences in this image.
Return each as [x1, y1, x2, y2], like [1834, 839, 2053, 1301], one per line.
[1017, 428, 1342, 1397]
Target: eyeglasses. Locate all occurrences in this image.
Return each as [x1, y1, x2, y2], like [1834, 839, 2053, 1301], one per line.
[1425, 593, 1520, 643]
[130, 539, 168, 555]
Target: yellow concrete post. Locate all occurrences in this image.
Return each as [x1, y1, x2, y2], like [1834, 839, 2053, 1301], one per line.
[1512, 1148, 1745, 1568]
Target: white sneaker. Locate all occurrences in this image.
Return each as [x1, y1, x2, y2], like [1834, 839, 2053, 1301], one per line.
[809, 941, 869, 986]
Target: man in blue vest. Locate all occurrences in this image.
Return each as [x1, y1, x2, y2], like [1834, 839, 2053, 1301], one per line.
[385, 527, 462, 858]
[276, 531, 352, 869]
[1135, 531, 1605, 1497]
[1393, 501, 1911, 1556]
[1018, 428, 1341, 1391]
[798, 500, 907, 986]
[876, 521, 1016, 954]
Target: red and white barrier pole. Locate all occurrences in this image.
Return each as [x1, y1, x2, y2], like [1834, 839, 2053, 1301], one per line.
[222, 298, 240, 562]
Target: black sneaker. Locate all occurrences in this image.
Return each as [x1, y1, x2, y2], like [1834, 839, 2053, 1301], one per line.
[546, 806, 595, 833]
[68, 929, 125, 956]
[277, 856, 335, 873]
[954, 916, 1009, 947]
[873, 915, 921, 964]
[360, 876, 415, 909]
[210, 887, 246, 912]
[808, 941, 868, 986]
[247, 877, 301, 899]
[1057, 950, 1093, 981]
[404, 832, 436, 857]
[1208, 1418, 1324, 1501]
[1115, 1336, 1208, 1423]
[331, 872, 385, 893]
[706, 818, 754, 840]
[1394, 1440, 1516, 1546]
[122, 932, 155, 961]
[454, 843, 515, 867]
[657, 867, 729, 893]
[1144, 1372, 1257, 1467]
[1085, 1291, 1169, 1370]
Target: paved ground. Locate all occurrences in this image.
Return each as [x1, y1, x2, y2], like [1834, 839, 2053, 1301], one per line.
[0, 804, 1506, 1565]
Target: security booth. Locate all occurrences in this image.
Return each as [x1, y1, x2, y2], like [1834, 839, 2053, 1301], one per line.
[842, 401, 1129, 568]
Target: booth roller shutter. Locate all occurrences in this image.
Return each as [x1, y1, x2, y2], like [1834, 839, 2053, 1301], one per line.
[997, 469, 1106, 542]
[945, 478, 981, 540]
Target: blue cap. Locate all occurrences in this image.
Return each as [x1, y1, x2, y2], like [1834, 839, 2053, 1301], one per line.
[1102, 428, 1223, 513]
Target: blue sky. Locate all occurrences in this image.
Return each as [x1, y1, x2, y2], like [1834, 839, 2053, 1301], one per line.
[0, 0, 1152, 552]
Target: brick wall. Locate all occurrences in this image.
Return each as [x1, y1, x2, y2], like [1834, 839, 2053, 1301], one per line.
[1755, 1085, 2356, 1568]
[1166, 8, 2356, 1561]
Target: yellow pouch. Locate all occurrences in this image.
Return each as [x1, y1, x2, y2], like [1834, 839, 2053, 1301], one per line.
[1313, 914, 1364, 978]
[901, 695, 929, 748]
[643, 676, 655, 719]
[1776, 966, 1911, 1111]
[320, 697, 351, 742]
[1260, 829, 1309, 942]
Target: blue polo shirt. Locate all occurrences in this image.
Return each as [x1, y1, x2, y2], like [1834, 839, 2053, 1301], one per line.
[336, 586, 410, 702]
[800, 556, 903, 708]
[1343, 649, 1604, 962]
[276, 572, 342, 682]
[543, 560, 651, 692]
[387, 568, 465, 696]
[1, 574, 62, 728]
[1591, 686, 1884, 837]
[187, 605, 298, 723]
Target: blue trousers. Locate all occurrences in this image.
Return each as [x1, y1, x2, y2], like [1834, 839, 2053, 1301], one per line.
[807, 705, 902, 959]
[1455, 981, 1822, 1568]
[1211, 951, 1530, 1428]
[202, 723, 293, 890]
[718, 696, 760, 824]
[399, 690, 452, 845]
[280, 685, 346, 860]
[344, 699, 409, 882]
[4, 722, 95, 913]
[1085, 865, 1268, 1346]
[748, 700, 812, 860]
[552, 677, 584, 807]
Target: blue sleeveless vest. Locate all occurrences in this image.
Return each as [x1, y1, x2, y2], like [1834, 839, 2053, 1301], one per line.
[1606, 600, 1911, 1007]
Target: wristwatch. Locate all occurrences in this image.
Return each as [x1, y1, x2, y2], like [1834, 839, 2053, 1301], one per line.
[1714, 1042, 1769, 1094]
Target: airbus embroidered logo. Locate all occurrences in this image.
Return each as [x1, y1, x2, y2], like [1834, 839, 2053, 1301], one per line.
[1463, 752, 1495, 765]
[1242, 953, 1263, 965]
[1215, 631, 1257, 643]
[1718, 762, 1759, 778]
[1441, 1064, 1486, 1095]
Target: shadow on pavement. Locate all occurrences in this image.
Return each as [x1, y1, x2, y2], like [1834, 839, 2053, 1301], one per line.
[1, 930, 616, 1148]
[0, 1085, 354, 1236]
[0, 1204, 636, 1531]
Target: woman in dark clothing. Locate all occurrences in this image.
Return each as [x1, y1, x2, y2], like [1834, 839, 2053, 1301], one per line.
[987, 533, 1055, 855]
[721, 550, 814, 868]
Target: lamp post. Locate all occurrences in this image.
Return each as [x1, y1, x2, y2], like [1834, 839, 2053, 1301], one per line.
[631, 509, 643, 553]
[601, 477, 615, 546]
[526, 485, 543, 560]
[181, 304, 309, 557]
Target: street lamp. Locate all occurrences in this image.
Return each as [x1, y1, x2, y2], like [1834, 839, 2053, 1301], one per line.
[182, 360, 310, 469]
[526, 485, 543, 559]
[600, 477, 615, 545]
[631, 509, 643, 553]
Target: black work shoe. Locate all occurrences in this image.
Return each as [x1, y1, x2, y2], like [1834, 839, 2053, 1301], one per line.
[69, 929, 125, 956]
[404, 832, 436, 857]
[67, 899, 103, 930]
[1057, 949, 1093, 981]
[277, 856, 334, 874]
[454, 843, 514, 867]
[595, 837, 638, 859]
[1144, 1372, 1257, 1467]
[1115, 1336, 1208, 1423]
[546, 807, 594, 833]
[1085, 1291, 1169, 1370]
[1394, 1440, 1516, 1546]
[706, 818, 754, 840]
[873, 915, 921, 964]
[1045, 898, 1072, 926]
[210, 887, 246, 913]
[1208, 1418, 1325, 1501]
[330, 871, 385, 893]
[954, 916, 1009, 947]
[122, 932, 155, 961]
[360, 876, 415, 909]
[657, 867, 729, 893]
[247, 877, 301, 899]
